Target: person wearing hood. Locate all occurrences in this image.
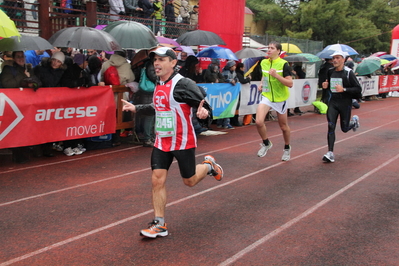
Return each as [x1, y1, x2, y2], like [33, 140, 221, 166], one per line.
[99, 50, 135, 86]
[99, 50, 135, 146]
[83, 55, 103, 87]
[203, 58, 225, 83]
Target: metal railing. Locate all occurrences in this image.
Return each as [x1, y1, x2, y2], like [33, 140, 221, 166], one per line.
[0, 0, 196, 39]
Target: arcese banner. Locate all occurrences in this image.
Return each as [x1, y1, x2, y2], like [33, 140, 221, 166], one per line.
[0, 86, 116, 149]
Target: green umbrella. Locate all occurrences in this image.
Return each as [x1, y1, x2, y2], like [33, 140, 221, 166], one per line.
[355, 57, 381, 76]
[296, 53, 321, 62]
[103, 21, 158, 50]
[0, 9, 20, 38]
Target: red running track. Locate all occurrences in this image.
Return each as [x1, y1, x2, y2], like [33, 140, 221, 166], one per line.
[1, 98, 399, 265]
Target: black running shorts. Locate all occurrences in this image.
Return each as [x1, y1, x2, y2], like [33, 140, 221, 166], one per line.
[151, 147, 196, 178]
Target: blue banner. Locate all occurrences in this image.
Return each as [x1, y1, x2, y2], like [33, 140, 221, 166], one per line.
[198, 83, 241, 119]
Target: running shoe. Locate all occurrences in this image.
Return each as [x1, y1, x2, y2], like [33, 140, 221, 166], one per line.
[257, 141, 273, 157]
[72, 147, 83, 155]
[77, 144, 86, 153]
[351, 115, 360, 132]
[323, 151, 335, 163]
[224, 124, 235, 129]
[281, 145, 291, 161]
[203, 155, 224, 181]
[140, 220, 168, 238]
[63, 147, 75, 156]
[53, 143, 64, 152]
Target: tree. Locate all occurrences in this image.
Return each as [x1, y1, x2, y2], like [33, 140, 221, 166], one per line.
[246, 0, 399, 54]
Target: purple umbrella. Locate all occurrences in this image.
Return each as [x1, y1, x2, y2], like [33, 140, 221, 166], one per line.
[156, 36, 180, 47]
[94, 25, 107, 30]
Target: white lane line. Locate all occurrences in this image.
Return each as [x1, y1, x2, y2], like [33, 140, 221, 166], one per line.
[0, 146, 142, 174]
[218, 153, 399, 266]
[1, 119, 398, 265]
[0, 168, 150, 207]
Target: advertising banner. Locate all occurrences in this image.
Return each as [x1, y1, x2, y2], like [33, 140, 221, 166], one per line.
[357, 76, 379, 96]
[378, 75, 399, 93]
[238, 79, 318, 115]
[0, 86, 116, 149]
[199, 83, 241, 119]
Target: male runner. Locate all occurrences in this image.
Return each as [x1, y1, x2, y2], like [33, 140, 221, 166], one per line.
[122, 47, 223, 238]
[322, 50, 361, 162]
[256, 41, 293, 161]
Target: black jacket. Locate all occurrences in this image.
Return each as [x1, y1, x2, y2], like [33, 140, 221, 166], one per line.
[34, 60, 65, 87]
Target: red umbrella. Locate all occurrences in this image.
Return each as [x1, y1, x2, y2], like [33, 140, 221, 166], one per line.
[370, 51, 387, 57]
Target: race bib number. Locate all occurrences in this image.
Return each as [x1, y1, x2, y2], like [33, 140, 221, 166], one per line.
[155, 111, 175, 137]
[262, 76, 270, 93]
[330, 78, 342, 93]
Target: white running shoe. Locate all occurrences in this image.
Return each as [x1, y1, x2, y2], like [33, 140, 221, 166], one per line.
[257, 141, 273, 157]
[351, 115, 360, 132]
[323, 151, 335, 163]
[63, 147, 75, 156]
[281, 146, 291, 161]
[72, 147, 83, 155]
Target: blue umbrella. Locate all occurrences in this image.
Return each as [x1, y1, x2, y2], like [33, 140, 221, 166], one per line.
[324, 44, 358, 55]
[196, 46, 238, 60]
[316, 49, 336, 59]
[379, 54, 397, 61]
[317, 43, 358, 58]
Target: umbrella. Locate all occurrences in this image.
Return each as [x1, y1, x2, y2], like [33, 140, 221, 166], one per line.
[390, 60, 399, 71]
[283, 55, 309, 62]
[0, 9, 20, 38]
[380, 59, 390, 65]
[379, 54, 397, 61]
[316, 49, 350, 59]
[370, 51, 387, 57]
[156, 36, 180, 47]
[281, 43, 302, 53]
[103, 21, 158, 50]
[49, 27, 121, 51]
[180, 45, 195, 56]
[176, 30, 226, 46]
[355, 57, 381, 75]
[0, 35, 53, 51]
[196, 46, 238, 60]
[234, 48, 266, 59]
[295, 53, 321, 62]
[319, 43, 358, 58]
[94, 24, 107, 30]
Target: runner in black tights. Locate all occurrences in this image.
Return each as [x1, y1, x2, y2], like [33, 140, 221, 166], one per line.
[321, 50, 362, 163]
